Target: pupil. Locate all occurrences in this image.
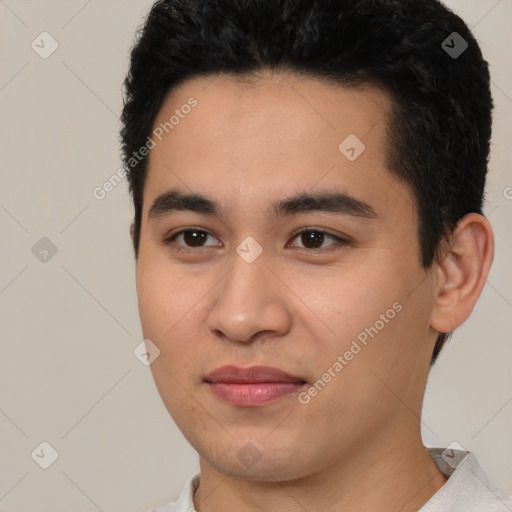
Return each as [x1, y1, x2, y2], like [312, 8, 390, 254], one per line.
[302, 231, 324, 249]
[184, 230, 207, 247]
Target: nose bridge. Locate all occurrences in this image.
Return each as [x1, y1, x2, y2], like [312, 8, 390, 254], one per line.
[206, 242, 290, 343]
[221, 244, 269, 317]
[221, 232, 269, 300]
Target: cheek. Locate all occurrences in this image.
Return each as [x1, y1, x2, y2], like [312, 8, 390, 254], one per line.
[135, 260, 207, 364]
[309, 255, 427, 372]
[136, 257, 188, 333]
[306, 264, 402, 337]
[136, 266, 169, 336]
[137, 264, 202, 412]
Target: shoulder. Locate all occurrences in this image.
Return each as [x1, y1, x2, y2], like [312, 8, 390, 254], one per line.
[142, 472, 200, 512]
[424, 448, 512, 512]
[146, 504, 177, 512]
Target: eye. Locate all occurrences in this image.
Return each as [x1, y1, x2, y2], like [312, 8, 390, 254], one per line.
[287, 228, 349, 252]
[163, 227, 349, 252]
[163, 228, 221, 251]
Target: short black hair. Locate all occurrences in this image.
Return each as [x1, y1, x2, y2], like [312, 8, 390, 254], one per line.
[120, 0, 493, 364]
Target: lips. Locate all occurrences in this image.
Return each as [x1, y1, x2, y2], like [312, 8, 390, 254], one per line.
[204, 365, 307, 406]
[204, 365, 306, 384]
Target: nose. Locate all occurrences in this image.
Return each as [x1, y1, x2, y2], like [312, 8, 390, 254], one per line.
[206, 246, 292, 345]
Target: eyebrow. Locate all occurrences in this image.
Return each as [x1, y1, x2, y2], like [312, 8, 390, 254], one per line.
[147, 186, 378, 221]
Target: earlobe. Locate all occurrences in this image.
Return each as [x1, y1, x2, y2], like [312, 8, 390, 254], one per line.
[430, 213, 494, 334]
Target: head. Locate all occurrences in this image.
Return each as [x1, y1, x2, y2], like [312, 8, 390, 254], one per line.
[120, 0, 493, 481]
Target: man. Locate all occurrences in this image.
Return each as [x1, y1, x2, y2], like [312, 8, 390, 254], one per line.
[120, 0, 512, 510]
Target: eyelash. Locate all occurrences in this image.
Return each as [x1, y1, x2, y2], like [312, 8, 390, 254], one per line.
[162, 227, 350, 254]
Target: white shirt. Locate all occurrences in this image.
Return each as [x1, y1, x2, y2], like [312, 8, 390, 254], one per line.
[148, 448, 512, 512]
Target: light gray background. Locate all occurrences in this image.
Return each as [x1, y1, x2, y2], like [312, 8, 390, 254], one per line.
[0, 1, 510, 510]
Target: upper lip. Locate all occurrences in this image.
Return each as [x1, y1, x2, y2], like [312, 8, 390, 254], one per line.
[204, 365, 306, 384]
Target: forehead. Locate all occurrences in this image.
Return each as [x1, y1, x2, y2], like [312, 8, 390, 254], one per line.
[143, 70, 414, 224]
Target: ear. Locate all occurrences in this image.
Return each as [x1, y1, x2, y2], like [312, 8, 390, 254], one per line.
[130, 220, 135, 245]
[430, 213, 494, 334]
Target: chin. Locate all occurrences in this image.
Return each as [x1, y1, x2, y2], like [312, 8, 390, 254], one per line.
[199, 439, 314, 482]
[210, 459, 308, 482]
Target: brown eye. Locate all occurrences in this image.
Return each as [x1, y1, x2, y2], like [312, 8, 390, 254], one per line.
[164, 229, 221, 250]
[180, 230, 208, 247]
[288, 229, 348, 251]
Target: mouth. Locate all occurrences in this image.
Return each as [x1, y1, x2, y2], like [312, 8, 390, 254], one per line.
[204, 365, 307, 407]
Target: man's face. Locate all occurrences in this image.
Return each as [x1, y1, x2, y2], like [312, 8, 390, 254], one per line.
[135, 71, 438, 481]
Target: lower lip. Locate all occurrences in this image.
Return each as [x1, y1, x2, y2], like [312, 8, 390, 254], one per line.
[206, 382, 306, 406]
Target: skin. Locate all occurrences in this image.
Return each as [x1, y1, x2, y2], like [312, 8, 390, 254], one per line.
[133, 70, 494, 512]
